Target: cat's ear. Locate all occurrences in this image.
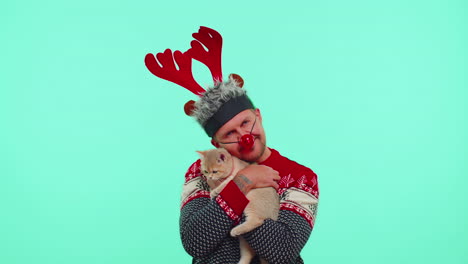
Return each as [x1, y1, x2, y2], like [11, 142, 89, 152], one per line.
[196, 151, 205, 159]
[218, 149, 229, 163]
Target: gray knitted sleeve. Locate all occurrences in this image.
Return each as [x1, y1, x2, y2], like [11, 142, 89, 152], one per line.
[242, 210, 311, 263]
[179, 197, 235, 257]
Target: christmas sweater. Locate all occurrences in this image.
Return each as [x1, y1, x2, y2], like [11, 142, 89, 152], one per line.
[180, 148, 319, 264]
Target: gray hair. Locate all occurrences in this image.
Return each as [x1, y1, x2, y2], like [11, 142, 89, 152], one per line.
[192, 78, 246, 126]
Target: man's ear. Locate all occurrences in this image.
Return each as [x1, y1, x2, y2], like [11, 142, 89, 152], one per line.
[211, 139, 220, 148]
[255, 108, 262, 122]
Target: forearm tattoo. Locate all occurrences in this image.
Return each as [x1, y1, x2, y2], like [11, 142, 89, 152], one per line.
[234, 174, 252, 193]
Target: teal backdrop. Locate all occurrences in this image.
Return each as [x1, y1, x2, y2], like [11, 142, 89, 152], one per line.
[1, 0, 466, 263]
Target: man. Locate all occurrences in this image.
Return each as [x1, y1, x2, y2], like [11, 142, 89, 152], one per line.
[179, 75, 319, 264]
[145, 27, 319, 263]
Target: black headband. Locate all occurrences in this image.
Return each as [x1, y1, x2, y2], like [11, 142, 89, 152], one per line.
[203, 94, 255, 137]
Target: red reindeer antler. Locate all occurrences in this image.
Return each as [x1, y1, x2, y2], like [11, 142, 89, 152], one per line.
[145, 49, 206, 96]
[187, 26, 223, 84]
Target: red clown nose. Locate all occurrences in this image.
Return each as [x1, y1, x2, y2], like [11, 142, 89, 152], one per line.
[239, 134, 255, 150]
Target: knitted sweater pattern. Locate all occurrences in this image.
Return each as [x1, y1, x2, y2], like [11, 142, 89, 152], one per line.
[180, 148, 319, 264]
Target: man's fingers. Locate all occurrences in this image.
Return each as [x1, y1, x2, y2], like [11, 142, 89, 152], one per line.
[272, 182, 279, 190]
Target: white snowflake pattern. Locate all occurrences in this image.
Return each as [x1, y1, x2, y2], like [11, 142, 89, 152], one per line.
[279, 174, 295, 188]
[309, 174, 317, 187]
[295, 175, 308, 188]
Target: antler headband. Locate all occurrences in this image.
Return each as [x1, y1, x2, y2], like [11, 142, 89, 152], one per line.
[144, 26, 254, 137]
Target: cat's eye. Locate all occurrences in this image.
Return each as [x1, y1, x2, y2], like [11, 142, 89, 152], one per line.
[204, 170, 208, 174]
[212, 170, 218, 174]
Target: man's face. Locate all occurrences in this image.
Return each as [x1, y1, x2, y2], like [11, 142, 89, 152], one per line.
[212, 109, 268, 163]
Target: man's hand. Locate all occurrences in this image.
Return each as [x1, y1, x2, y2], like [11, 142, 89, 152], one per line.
[233, 165, 280, 194]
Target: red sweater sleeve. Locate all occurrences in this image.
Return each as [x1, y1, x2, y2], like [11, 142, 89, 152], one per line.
[216, 181, 249, 221]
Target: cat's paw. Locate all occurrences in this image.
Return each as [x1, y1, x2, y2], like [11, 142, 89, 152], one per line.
[230, 229, 238, 237]
[230, 227, 242, 237]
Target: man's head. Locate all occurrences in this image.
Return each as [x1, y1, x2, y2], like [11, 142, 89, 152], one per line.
[211, 108, 270, 163]
[188, 75, 269, 163]
[191, 74, 254, 137]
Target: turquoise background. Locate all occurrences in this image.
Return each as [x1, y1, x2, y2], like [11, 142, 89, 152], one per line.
[1, 0, 466, 263]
